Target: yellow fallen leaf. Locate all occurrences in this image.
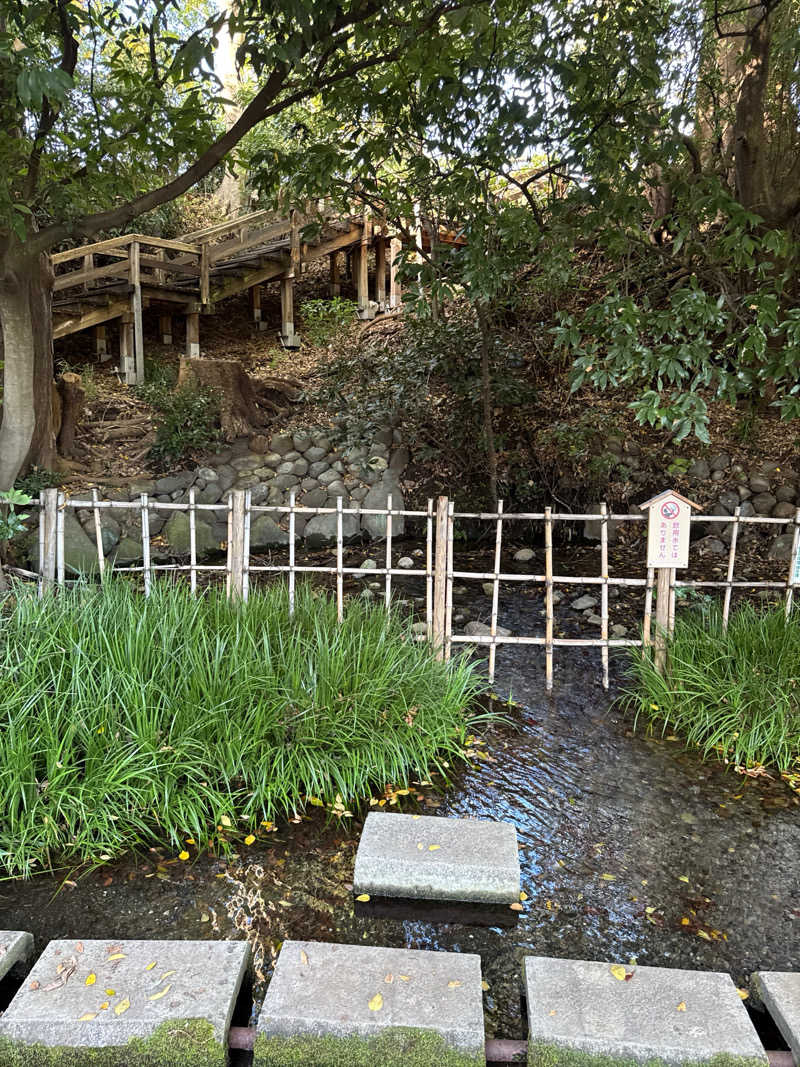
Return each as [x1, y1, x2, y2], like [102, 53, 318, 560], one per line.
[220, 815, 232, 827]
[356, 894, 370, 902]
[681, 918, 690, 926]
[244, 835, 255, 846]
[85, 974, 96, 987]
[300, 951, 308, 966]
[678, 876, 689, 883]
[448, 980, 462, 989]
[601, 873, 616, 881]
[609, 964, 627, 981]
[368, 993, 383, 1011]
[106, 953, 126, 962]
[481, 981, 490, 991]
[398, 975, 410, 981]
[160, 971, 175, 982]
[738, 989, 749, 1000]
[114, 998, 130, 1015]
[520, 891, 528, 901]
[99, 1002, 109, 1011]
[145, 962, 156, 972]
[178, 851, 189, 861]
[105, 989, 115, 996]
[149, 984, 171, 1001]
[428, 844, 441, 851]
[677, 1002, 686, 1012]
[78, 1012, 97, 1021]
[417, 843, 424, 850]
[696, 930, 712, 941]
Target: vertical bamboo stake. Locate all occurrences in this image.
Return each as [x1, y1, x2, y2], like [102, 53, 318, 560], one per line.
[37, 491, 45, 597]
[189, 488, 197, 593]
[336, 496, 344, 623]
[654, 568, 671, 674]
[91, 488, 105, 577]
[668, 568, 676, 635]
[642, 567, 655, 649]
[243, 489, 252, 603]
[384, 494, 393, 611]
[432, 496, 449, 657]
[226, 492, 233, 590]
[544, 506, 553, 691]
[785, 507, 800, 618]
[141, 493, 151, 596]
[722, 507, 740, 630]
[445, 499, 454, 661]
[227, 490, 246, 600]
[41, 488, 58, 592]
[488, 500, 504, 684]
[426, 498, 433, 642]
[288, 490, 296, 616]
[600, 501, 609, 691]
[56, 492, 66, 587]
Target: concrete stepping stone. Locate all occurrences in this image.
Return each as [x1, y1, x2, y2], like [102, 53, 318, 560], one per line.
[0, 938, 250, 1066]
[255, 939, 484, 1066]
[524, 956, 767, 1066]
[0, 931, 34, 982]
[753, 971, 800, 1062]
[353, 811, 520, 904]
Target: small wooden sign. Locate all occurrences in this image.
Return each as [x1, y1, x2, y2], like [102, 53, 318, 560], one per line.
[640, 490, 699, 570]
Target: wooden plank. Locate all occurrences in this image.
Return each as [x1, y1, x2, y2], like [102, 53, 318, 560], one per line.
[207, 221, 292, 264]
[303, 226, 364, 261]
[53, 298, 130, 339]
[138, 254, 201, 277]
[54, 259, 131, 291]
[210, 257, 287, 303]
[181, 208, 274, 242]
[52, 234, 135, 264]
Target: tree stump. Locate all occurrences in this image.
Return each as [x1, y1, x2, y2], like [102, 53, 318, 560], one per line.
[55, 372, 86, 459]
[176, 357, 303, 440]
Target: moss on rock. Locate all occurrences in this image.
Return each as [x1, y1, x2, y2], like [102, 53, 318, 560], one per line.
[0, 1018, 225, 1067]
[254, 1026, 484, 1066]
[528, 1042, 768, 1067]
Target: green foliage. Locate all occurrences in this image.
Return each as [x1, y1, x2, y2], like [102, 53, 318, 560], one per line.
[138, 377, 221, 463]
[0, 489, 32, 544]
[13, 468, 61, 496]
[301, 297, 357, 346]
[0, 580, 489, 876]
[625, 603, 800, 773]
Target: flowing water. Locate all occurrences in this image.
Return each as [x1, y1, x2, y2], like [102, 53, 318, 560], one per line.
[1, 582, 798, 1039]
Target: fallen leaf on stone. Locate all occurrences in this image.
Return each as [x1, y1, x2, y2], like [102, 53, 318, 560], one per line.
[106, 953, 126, 962]
[738, 989, 749, 999]
[149, 984, 171, 1001]
[368, 993, 383, 1011]
[385, 974, 394, 983]
[29, 981, 40, 991]
[448, 980, 462, 989]
[300, 950, 308, 965]
[609, 964, 627, 981]
[600, 873, 616, 881]
[145, 962, 156, 971]
[105, 988, 115, 996]
[100, 1002, 109, 1010]
[114, 998, 130, 1015]
[75, 942, 84, 954]
[398, 975, 410, 981]
[85, 974, 96, 987]
[677, 1002, 686, 1012]
[78, 1012, 97, 1021]
[481, 981, 490, 991]
[356, 894, 370, 902]
[160, 971, 176, 982]
[428, 845, 441, 851]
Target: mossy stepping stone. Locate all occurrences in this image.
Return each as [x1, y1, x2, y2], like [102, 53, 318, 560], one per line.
[0, 938, 250, 1066]
[0, 931, 34, 981]
[254, 940, 484, 1066]
[752, 972, 800, 1064]
[523, 956, 767, 1067]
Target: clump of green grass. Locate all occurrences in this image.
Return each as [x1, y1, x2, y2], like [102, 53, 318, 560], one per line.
[625, 602, 800, 772]
[0, 580, 489, 877]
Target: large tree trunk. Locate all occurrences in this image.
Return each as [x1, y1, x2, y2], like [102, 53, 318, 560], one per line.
[0, 243, 56, 491]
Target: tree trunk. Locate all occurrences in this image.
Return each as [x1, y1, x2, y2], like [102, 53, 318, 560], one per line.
[55, 372, 86, 459]
[0, 244, 55, 491]
[476, 303, 498, 509]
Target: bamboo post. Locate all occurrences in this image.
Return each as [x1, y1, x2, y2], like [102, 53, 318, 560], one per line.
[159, 314, 173, 346]
[329, 252, 341, 297]
[91, 488, 105, 577]
[544, 506, 553, 690]
[388, 237, 402, 308]
[385, 493, 393, 611]
[189, 488, 197, 593]
[722, 507, 740, 630]
[120, 311, 135, 384]
[426, 498, 434, 641]
[242, 489, 251, 603]
[654, 567, 671, 674]
[40, 488, 58, 592]
[445, 499, 454, 660]
[600, 501, 609, 690]
[432, 495, 449, 657]
[130, 240, 145, 384]
[288, 490, 296, 616]
[56, 491, 65, 587]
[227, 489, 246, 600]
[375, 233, 387, 310]
[336, 496, 344, 623]
[185, 310, 200, 358]
[786, 507, 800, 618]
[488, 500, 504, 684]
[140, 493, 151, 596]
[642, 567, 655, 649]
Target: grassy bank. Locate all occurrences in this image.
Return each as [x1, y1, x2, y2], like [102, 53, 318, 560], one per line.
[626, 603, 800, 773]
[0, 580, 487, 877]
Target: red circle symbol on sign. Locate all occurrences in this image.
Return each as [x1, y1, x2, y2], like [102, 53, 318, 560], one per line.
[660, 501, 680, 519]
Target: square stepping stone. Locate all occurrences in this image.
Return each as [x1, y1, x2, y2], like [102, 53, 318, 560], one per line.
[0, 938, 250, 1066]
[0, 931, 34, 982]
[255, 939, 484, 1066]
[524, 956, 767, 1066]
[353, 811, 520, 904]
[753, 971, 800, 1063]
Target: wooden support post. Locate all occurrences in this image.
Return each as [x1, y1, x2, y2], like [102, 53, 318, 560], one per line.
[413, 203, 424, 263]
[227, 489, 247, 601]
[357, 212, 375, 320]
[200, 243, 210, 306]
[654, 567, 672, 675]
[250, 285, 262, 326]
[130, 241, 145, 384]
[83, 252, 94, 292]
[432, 495, 449, 658]
[40, 488, 58, 592]
[120, 312, 135, 384]
[389, 237, 402, 308]
[94, 324, 109, 361]
[280, 275, 298, 348]
[153, 248, 166, 286]
[186, 310, 200, 358]
[345, 250, 352, 280]
[329, 252, 341, 297]
[159, 314, 173, 346]
[375, 235, 386, 310]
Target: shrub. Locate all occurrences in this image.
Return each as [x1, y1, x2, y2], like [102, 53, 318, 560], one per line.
[138, 376, 221, 462]
[301, 297, 357, 346]
[0, 580, 489, 876]
[625, 603, 800, 773]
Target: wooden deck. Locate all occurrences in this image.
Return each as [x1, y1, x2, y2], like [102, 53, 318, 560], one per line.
[51, 207, 407, 383]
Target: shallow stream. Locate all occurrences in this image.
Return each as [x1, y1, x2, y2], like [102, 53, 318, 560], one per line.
[1, 585, 798, 1039]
